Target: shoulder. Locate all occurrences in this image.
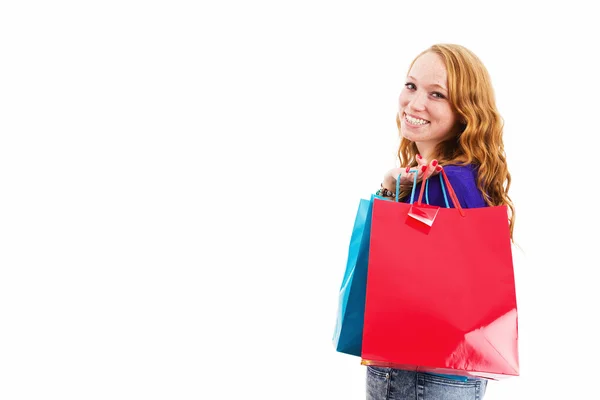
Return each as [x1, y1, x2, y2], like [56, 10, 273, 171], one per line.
[442, 164, 487, 208]
[443, 164, 479, 186]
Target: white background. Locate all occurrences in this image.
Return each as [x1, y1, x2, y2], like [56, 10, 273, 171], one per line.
[1, 1, 598, 399]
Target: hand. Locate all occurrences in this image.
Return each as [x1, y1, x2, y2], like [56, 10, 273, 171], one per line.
[382, 155, 442, 191]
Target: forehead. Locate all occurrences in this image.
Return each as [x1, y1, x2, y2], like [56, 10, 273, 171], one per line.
[408, 52, 448, 86]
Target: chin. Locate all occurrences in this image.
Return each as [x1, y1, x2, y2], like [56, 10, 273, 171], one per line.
[400, 126, 417, 141]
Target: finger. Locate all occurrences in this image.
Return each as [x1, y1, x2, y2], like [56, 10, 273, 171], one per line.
[399, 166, 417, 186]
[433, 164, 443, 176]
[405, 165, 419, 178]
[419, 164, 429, 180]
[423, 159, 439, 179]
[416, 154, 428, 168]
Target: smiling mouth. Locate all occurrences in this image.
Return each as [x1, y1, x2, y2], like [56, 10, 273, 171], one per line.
[404, 113, 430, 126]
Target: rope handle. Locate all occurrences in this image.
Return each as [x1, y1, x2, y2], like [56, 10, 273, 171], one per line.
[395, 167, 464, 216]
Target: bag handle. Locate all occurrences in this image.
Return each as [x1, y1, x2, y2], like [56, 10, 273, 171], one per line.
[396, 169, 437, 205]
[426, 168, 465, 216]
[396, 170, 418, 205]
[396, 167, 465, 216]
[425, 174, 450, 208]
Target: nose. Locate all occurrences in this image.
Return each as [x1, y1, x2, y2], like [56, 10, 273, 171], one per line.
[409, 90, 427, 111]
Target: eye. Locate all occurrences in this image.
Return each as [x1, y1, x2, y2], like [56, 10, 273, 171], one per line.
[404, 82, 416, 90]
[431, 92, 446, 99]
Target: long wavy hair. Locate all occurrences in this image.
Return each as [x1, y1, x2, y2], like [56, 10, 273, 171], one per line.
[396, 44, 516, 239]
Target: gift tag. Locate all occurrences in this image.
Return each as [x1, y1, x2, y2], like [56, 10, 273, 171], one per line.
[408, 203, 440, 227]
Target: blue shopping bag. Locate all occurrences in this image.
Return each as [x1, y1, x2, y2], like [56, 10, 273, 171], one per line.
[333, 195, 376, 356]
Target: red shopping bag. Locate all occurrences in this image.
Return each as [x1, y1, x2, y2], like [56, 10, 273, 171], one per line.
[361, 170, 519, 380]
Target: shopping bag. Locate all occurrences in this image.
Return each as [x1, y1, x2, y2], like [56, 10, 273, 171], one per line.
[333, 196, 376, 356]
[361, 169, 519, 380]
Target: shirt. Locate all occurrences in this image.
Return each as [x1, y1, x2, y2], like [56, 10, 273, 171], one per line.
[403, 164, 487, 209]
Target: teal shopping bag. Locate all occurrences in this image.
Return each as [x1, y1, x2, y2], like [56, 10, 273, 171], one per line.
[333, 195, 377, 356]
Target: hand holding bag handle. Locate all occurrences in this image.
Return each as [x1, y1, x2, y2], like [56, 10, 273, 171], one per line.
[395, 167, 465, 217]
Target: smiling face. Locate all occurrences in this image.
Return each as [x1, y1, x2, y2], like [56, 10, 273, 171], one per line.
[398, 52, 460, 157]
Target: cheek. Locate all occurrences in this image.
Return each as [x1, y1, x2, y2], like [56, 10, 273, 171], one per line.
[432, 104, 455, 123]
[398, 92, 409, 108]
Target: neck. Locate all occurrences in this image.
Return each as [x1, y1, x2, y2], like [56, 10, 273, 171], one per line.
[416, 143, 436, 160]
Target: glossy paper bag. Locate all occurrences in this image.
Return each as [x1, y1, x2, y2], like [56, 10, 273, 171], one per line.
[333, 196, 376, 356]
[361, 170, 519, 380]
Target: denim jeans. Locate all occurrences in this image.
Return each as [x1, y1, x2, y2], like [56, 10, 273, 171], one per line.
[366, 366, 487, 400]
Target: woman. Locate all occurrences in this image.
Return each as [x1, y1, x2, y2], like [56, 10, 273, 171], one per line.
[369, 44, 515, 400]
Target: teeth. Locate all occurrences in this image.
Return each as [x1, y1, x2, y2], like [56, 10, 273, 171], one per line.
[405, 114, 429, 125]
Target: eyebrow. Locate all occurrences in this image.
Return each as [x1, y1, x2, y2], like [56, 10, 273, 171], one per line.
[407, 75, 448, 92]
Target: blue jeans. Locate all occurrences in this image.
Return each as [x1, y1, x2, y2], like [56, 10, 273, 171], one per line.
[366, 366, 487, 400]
